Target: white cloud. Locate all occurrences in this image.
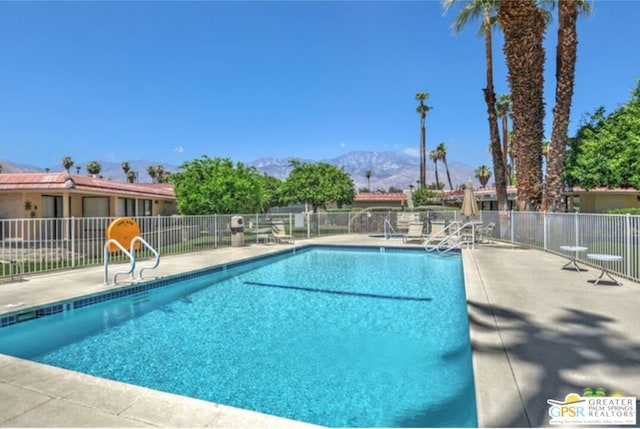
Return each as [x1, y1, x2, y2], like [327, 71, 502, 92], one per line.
[174, 146, 184, 153]
[339, 142, 347, 148]
[402, 147, 419, 157]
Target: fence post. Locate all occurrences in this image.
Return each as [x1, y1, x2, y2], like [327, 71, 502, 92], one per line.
[510, 210, 515, 243]
[156, 215, 161, 250]
[214, 214, 218, 248]
[71, 217, 76, 268]
[626, 214, 632, 278]
[574, 211, 579, 247]
[543, 211, 548, 250]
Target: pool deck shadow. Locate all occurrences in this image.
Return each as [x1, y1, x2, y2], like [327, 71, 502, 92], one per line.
[1, 234, 639, 428]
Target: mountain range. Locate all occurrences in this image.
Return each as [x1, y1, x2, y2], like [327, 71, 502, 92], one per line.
[0, 151, 481, 191]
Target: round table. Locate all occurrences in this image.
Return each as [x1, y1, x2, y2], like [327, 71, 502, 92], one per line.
[586, 253, 623, 286]
[560, 246, 588, 272]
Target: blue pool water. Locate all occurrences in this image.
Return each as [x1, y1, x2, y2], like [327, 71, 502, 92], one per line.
[0, 247, 477, 427]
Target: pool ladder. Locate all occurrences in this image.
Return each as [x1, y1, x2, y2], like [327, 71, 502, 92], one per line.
[383, 218, 396, 239]
[424, 221, 476, 253]
[103, 236, 160, 286]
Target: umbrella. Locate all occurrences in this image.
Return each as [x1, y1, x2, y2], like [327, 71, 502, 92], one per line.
[461, 180, 479, 218]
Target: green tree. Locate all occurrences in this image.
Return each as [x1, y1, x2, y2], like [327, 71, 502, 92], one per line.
[411, 187, 439, 207]
[475, 165, 492, 188]
[365, 170, 372, 191]
[280, 160, 355, 212]
[61, 156, 74, 174]
[565, 80, 640, 190]
[259, 174, 284, 211]
[86, 161, 102, 177]
[170, 156, 268, 215]
[442, 0, 508, 212]
[415, 92, 432, 188]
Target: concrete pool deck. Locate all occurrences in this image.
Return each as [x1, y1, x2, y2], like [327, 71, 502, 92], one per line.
[1, 235, 639, 427]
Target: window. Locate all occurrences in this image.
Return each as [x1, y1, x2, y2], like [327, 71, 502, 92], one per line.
[138, 199, 152, 216]
[117, 198, 136, 216]
[83, 197, 109, 217]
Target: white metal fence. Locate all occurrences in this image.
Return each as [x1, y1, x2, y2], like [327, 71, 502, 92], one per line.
[481, 210, 640, 282]
[1, 210, 638, 283]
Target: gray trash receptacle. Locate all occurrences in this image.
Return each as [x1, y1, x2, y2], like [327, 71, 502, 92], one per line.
[230, 216, 244, 247]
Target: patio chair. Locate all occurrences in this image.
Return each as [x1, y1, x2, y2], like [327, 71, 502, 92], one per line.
[403, 221, 426, 243]
[271, 221, 295, 244]
[476, 222, 495, 243]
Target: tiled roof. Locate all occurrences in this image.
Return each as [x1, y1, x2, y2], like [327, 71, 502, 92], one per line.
[354, 192, 407, 202]
[0, 173, 175, 199]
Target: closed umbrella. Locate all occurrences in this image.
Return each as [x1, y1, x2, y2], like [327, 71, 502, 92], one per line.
[461, 180, 479, 219]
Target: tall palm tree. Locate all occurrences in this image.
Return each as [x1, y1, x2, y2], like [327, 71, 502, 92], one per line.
[475, 165, 492, 188]
[435, 142, 454, 190]
[365, 170, 372, 191]
[499, 0, 547, 211]
[415, 92, 432, 188]
[542, 0, 591, 212]
[429, 149, 441, 190]
[61, 156, 74, 174]
[496, 93, 513, 183]
[442, 0, 508, 212]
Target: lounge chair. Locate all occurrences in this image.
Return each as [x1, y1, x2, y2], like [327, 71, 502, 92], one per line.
[271, 221, 295, 244]
[403, 221, 426, 243]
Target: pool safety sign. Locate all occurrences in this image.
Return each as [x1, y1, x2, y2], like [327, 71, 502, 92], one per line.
[548, 392, 636, 425]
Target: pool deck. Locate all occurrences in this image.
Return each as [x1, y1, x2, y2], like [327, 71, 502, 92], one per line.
[1, 235, 639, 427]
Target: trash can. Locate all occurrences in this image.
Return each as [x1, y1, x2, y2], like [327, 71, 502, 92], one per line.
[230, 216, 244, 247]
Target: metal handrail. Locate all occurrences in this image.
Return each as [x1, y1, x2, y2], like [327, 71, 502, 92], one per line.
[424, 221, 477, 253]
[383, 218, 396, 239]
[103, 236, 160, 286]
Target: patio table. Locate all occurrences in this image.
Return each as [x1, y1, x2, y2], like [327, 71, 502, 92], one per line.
[559, 245, 588, 272]
[586, 253, 623, 286]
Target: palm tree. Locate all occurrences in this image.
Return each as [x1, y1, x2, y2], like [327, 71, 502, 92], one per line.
[499, 0, 548, 211]
[542, 0, 591, 212]
[0, 163, 3, 174]
[147, 165, 158, 183]
[126, 171, 137, 183]
[147, 165, 170, 183]
[429, 149, 441, 190]
[86, 161, 102, 177]
[75, 165, 82, 174]
[435, 142, 454, 191]
[121, 162, 131, 177]
[496, 93, 513, 183]
[365, 170, 372, 191]
[442, 0, 508, 212]
[475, 165, 492, 188]
[61, 156, 74, 174]
[415, 92, 432, 188]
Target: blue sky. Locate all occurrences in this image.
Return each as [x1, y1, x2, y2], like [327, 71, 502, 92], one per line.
[0, 1, 638, 170]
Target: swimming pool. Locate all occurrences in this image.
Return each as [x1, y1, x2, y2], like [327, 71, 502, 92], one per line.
[0, 246, 477, 427]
